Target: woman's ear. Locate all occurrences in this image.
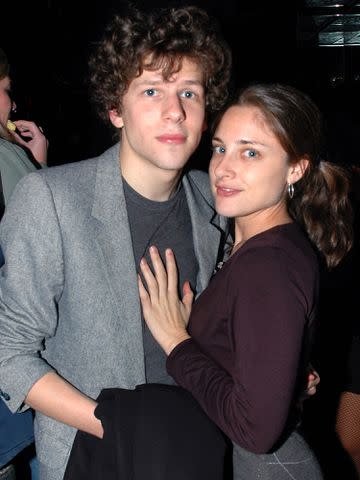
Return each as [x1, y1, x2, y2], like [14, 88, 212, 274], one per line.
[109, 109, 124, 129]
[288, 157, 309, 185]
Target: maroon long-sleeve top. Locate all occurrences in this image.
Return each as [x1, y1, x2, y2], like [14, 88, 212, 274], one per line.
[167, 223, 319, 454]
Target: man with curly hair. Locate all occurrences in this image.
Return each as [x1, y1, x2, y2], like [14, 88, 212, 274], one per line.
[0, 5, 232, 479]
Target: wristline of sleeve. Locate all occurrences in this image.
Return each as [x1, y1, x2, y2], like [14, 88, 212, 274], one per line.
[166, 337, 198, 379]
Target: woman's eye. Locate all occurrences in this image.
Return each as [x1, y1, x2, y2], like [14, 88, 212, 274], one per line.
[144, 89, 157, 96]
[212, 145, 225, 154]
[244, 149, 258, 158]
[180, 90, 195, 99]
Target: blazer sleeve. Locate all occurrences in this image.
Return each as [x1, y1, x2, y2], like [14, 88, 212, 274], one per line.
[0, 172, 64, 412]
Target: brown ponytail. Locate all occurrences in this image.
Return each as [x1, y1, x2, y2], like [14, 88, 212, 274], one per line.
[288, 160, 353, 269]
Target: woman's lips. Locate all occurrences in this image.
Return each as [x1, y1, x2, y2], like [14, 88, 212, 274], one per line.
[216, 186, 241, 197]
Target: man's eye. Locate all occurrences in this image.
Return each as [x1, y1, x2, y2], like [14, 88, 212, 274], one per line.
[212, 145, 225, 154]
[180, 90, 195, 99]
[144, 89, 157, 96]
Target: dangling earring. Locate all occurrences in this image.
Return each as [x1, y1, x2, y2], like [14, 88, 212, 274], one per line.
[11, 102, 17, 113]
[287, 183, 294, 199]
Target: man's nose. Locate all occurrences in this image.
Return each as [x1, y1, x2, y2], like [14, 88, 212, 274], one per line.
[163, 94, 185, 123]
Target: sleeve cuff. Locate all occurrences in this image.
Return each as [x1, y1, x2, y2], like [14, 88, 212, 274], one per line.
[166, 338, 198, 377]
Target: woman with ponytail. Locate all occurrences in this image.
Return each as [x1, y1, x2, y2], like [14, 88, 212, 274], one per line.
[137, 83, 353, 479]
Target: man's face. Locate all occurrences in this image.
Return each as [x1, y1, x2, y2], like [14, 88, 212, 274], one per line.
[110, 58, 206, 184]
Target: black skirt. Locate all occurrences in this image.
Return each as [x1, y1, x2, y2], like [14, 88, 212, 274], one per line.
[64, 384, 228, 480]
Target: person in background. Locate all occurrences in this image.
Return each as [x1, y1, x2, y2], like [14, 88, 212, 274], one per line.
[336, 342, 360, 479]
[138, 83, 353, 479]
[0, 47, 47, 213]
[336, 165, 360, 478]
[0, 47, 48, 480]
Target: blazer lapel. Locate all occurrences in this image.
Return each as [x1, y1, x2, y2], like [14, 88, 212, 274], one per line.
[182, 172, 228, 296]
[91, 145, 145, 382]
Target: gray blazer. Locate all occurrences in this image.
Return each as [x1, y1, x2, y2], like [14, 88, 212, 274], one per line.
[0, 144, 227, 479]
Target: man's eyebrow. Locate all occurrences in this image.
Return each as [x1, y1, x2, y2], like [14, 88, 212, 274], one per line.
[181, 79, 204, 86]
[135, 79, 164, 86]
[134, 78, 204, 87]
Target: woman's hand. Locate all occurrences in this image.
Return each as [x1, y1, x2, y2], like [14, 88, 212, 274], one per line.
[138, 246, 193, 355]
[12, 120, 48, 165]
[298, 365, 320, 411]
[305, 368, 320, 397]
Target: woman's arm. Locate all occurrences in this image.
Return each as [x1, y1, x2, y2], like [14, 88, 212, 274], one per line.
[139, 245, 310, 453]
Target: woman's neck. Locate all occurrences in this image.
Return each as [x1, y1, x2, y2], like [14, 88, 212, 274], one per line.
[232, 210, 292, 256]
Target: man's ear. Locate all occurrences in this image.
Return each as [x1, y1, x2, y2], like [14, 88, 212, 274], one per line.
[288, 157, 309, 185]
[109, 109, 124, 128]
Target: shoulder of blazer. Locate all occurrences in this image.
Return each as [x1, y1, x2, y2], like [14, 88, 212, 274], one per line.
[36, 143, 120, 189]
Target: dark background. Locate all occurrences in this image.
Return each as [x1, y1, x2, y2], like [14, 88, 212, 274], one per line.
[1, 1, 359, 479]
[1, 0, 360, 168]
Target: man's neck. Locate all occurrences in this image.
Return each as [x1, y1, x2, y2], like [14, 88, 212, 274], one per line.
[120, 162, 182, 202]
[124, 173, 182, 201]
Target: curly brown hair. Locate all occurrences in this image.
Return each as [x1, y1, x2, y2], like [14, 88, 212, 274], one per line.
[88, 5, 232, 126]
[214, 83, 353, 269]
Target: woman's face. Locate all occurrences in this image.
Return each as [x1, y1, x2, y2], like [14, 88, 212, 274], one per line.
[209, 105, 297, 222]
[0, 76, 12, 128]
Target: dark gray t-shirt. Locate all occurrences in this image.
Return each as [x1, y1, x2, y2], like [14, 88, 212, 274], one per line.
[123, 179, 198, 384]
